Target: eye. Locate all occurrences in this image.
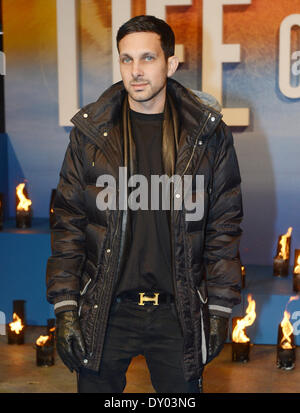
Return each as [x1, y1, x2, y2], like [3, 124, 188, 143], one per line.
[144, 55, 154, 61]
[121, 57, 132, 64]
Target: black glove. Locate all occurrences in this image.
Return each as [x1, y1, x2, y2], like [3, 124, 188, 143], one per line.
[207, 314, 229, 363]
[55, 310, 86, 373]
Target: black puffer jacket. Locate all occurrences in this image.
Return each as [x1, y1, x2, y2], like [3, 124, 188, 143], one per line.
[46, 78, 243, 381]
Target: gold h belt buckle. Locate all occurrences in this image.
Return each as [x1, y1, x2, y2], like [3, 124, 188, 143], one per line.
[138, 292, 159, 306]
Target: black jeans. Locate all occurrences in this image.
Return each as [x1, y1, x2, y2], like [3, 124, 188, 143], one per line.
[77, 300, 200, 393]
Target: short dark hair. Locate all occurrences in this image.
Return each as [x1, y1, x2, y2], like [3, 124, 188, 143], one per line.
[116, 15, 175, 60]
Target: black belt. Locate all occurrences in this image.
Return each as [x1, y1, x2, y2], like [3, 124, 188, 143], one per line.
[116, 291, 174, 306]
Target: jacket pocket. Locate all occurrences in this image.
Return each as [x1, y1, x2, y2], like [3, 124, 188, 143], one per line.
[78, 275, 92, 317]
[85, 222, 108, 267]
[80, 277, 92, 296]
[80, 259, 98, 293]
[78, 265, 97, 317]
[197, 281, 210, 365]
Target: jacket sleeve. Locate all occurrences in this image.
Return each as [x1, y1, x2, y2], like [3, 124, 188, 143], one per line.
[46, 127, 87, 315]
[203, 121, 243, 318]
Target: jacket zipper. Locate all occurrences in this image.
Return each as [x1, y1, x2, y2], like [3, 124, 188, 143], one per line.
[173, 113, 212, 197]
[170, 191, 183, 332]
[88, 131, 122, 356]
[171, 112, 212, 375]
[181, 113, 211, 178]
[90, 209, 121, 357]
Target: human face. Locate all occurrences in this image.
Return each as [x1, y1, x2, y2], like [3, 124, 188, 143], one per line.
[118, 32, 178, 114]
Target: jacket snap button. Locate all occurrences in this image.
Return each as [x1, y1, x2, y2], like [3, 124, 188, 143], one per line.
[211, 116, 215, 122]
[175, 193, 181, 199]
[103, 131, 108, 137]
[106, 248, 111, 253]
[83, 113, 88, 118]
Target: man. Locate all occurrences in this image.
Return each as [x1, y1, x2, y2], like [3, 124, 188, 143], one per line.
[46, 15, 243, 393]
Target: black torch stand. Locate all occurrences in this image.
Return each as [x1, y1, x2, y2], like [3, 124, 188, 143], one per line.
[241, 266, 246, 289]
[292, 250, 300, 292]
[34, 319, 56, 366]
[277, 347, 296, 371]
[14, 300, 26, 322]
[273, 257, 289, 277]
[232, 341, 250, 363]
[7, 300, 26, 345]
[16, 210, 32, 229]
[273, 236, 291, 277]
[36, 343, 55, 367]
[276, 325, 296, 370]
[7, 325, 25, 345]
[231, 316, 250, 362]
[16, 184, 32, 228]
[293, 273, 300, 293]
[49, 189, 57, 229]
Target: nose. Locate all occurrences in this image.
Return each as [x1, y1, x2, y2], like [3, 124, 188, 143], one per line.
[131, 60, 144, 79]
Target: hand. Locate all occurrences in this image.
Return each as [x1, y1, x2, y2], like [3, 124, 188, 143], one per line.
[207, 315, 229, 363]
[55, 310, 86, 372]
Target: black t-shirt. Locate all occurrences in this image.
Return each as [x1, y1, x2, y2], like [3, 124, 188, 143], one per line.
[116, 109, 174, 295]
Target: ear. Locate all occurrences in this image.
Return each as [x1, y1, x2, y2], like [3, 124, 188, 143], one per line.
[167, 55, 179, 77]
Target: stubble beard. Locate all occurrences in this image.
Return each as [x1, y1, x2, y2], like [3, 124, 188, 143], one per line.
[128, 80, 167, 103]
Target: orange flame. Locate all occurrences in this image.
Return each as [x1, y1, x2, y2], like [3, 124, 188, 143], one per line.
[9, 313, 24, 335]
[232, 295, 256, 343]
[280, 296, 299, 349]
[16, 183, 32, 211]
[294, 254, 300, 274]
[280, 311, 294, 349]
[36, 335, 50, 346]
[278, 227, 292, 260]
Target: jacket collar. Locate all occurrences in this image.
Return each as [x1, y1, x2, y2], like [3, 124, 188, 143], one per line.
[71, 78, 222, 150]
